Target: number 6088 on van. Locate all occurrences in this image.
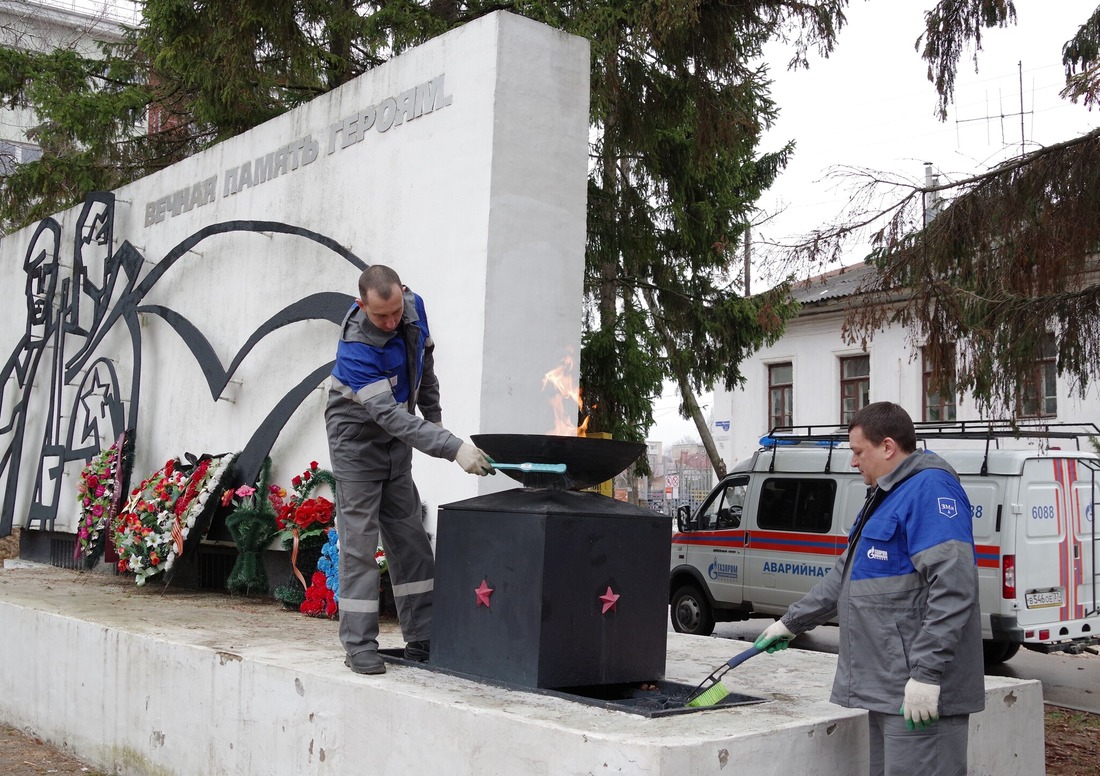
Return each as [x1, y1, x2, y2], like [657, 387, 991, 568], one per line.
[669, 423, 1100, 666]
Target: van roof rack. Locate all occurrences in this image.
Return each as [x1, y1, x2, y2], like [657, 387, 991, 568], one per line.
[766, 420, 1100, 445]
[762, 421, 1100, 476]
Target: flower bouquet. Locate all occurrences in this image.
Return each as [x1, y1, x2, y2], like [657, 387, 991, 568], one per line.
[222, 457, 280, 595]
[317, 528, 340, 605]
[301, 569, 338, 618]
[270, 462, 336, 606]
[75, 430, 134, 568]
[112, 451, 237, 586]
[300, 528, 341, 618]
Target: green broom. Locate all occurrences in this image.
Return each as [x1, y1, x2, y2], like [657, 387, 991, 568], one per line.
[683, 645, 764, 707]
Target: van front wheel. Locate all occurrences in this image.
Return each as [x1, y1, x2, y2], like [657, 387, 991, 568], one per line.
[671, 585, 715, 636]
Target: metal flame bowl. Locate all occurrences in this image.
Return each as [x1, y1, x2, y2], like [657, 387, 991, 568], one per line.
[472, 434, 646, 491]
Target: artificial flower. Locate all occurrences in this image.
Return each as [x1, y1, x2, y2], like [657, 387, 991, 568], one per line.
[112, 452, 237, 585]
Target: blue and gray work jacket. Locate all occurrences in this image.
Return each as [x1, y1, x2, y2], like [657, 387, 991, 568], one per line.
[781, 450, 986, 716]
[325, 288, 463, 482]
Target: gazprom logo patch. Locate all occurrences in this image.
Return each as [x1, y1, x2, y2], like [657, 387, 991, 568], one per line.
[866, 545, 889, 561]
[937, 497, 958, 518]
[708, 558, 739, 581]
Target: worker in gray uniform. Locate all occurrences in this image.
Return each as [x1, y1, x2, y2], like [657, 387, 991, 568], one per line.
[755, 402, 984, 776]
[326, 264, 493, 675]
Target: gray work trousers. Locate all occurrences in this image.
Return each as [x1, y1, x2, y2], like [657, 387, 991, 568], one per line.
[867, 711, 970, 776]
[335, 470, 434, 656]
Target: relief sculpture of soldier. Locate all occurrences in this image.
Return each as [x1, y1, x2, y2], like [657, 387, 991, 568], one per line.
[0, 217, 63, 538]
[26, 193, 129, 532]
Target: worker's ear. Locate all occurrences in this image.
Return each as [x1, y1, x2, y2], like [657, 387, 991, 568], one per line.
[355, 298, 366, 311]
[882, 437, 898, 460]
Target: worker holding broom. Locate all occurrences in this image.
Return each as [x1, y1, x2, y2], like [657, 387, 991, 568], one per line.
[754, 402, 984, 776]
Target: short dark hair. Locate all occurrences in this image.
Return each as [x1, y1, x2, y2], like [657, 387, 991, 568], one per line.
[848, 401, 916, 453]
[359, 265, 402, 301]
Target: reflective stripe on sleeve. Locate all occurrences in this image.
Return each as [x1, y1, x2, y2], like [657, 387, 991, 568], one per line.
[329, 375, 392, 403]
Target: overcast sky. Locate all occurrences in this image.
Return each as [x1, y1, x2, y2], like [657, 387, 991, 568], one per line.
[650, 0, 1099, 447]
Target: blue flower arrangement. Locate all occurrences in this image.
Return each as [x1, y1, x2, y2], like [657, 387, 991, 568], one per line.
[318, 528, 340, 604]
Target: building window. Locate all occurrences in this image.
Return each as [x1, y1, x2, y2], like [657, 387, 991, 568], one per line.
[922, 346, 957, 422]
[1020, 333, 1058, 418]
[0, 141, 41, 176]
[839, 355, 869, 424]
[768, 363, 793, 429]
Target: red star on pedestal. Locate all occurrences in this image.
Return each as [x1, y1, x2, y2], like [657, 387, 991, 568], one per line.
[475, 579, 494, 608]
[599, 586, 620, 614]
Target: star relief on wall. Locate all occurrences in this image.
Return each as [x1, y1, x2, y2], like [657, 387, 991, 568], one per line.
[599, 586, 620, 614]
[474, 579, 494, 608]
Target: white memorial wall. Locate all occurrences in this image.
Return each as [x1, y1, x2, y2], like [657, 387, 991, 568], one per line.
[0, 12, 591, 539]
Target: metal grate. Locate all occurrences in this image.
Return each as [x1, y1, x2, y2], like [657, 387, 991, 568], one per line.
[377, 650, 766, 717]
[49, 538, 82, 570]
[196, 546, 237, 590]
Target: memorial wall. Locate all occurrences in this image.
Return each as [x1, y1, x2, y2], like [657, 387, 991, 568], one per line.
[0, 12, 590, 542]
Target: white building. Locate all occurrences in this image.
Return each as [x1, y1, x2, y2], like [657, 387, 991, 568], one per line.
[711, 262, 1100, 466]
[0, 0, 129, 171]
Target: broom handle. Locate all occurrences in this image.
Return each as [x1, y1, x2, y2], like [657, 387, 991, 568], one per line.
[723, 645, 764, 669]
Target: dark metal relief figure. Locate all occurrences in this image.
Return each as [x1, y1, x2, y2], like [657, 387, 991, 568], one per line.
[0, 191, 366, 539]
[0, 218, 63, 536]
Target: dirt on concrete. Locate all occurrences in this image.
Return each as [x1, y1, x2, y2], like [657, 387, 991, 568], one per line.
[1, 723, 108, 776]
[0, 527, 19, 563]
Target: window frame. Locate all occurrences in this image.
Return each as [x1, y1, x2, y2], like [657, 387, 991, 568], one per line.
[1018, 333, 1058, 418]
[921, 346, 957, 422]
[767, 362, 793, 429]
[839, 354, 870, 424]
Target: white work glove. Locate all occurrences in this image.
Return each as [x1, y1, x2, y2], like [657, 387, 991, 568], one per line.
[753, 620, 795, 654]
[455, 442, 493, 476]
[901, 678, 941, 730]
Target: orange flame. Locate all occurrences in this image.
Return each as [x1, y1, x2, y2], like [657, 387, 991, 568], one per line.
[543, 353, 588, 436]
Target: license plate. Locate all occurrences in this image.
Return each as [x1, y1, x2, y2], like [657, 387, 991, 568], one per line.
[1025, 589, 1064, 608]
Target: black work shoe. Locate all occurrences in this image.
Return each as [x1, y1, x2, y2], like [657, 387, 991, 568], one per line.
[403, 640, 430, 662]
[344, 651, 386, 675]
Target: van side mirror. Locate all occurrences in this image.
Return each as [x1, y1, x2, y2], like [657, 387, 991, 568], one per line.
[676, 504, 693, 532]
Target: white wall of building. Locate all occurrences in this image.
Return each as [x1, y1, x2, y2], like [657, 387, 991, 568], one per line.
[0, 1, 126, 159]
[713, 302, 1100, 468]
[0, 12, 591, 536]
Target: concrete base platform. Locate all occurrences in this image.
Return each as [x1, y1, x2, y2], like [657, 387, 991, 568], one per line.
[0, 564, 1043, 775]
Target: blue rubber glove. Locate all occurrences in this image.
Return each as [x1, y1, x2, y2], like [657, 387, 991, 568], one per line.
[753, 620, 795, 653]
[901, 678, 940, 730]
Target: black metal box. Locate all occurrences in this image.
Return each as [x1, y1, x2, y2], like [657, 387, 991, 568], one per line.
[432, 489, 669, 689]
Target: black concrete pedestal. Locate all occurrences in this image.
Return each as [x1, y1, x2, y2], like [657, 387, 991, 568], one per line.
[432, 489, 669, 689]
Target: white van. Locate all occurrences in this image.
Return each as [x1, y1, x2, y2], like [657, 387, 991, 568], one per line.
[669, 423, 1100, 665]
